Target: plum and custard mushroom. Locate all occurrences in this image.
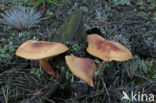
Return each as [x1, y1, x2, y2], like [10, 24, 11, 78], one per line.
[16, 40, 69, 75]
[65, 54, 97, 87]
[86, 34, 132, 62]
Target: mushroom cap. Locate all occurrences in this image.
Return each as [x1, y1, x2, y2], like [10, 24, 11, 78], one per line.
[65, 54, 97, 87]
[16, 40, 69, 60]
[87, 34, 132, 62]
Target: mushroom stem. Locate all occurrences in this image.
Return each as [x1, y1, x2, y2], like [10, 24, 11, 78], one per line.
[39, 59, 55, 75]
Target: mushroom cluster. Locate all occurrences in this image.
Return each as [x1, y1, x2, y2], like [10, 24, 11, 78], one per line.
[16, 34, 132, 87]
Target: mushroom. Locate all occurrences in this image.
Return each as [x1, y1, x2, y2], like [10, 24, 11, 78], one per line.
[16, 40, 69, 75]
[65, 54, 97, 87]
[87, 34, 132, 61]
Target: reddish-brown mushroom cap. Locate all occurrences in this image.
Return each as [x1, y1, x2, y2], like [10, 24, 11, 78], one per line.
[87, 34, 132, 62]
[16, 40, 69, 60]
[16, 40, 69, 75]
[65, 54, 97, 87]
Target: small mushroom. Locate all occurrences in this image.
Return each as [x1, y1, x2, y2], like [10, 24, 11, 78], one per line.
[16, 40, 69, 75]
[87, 34, 132, 61]
[65, 54, 97, 87]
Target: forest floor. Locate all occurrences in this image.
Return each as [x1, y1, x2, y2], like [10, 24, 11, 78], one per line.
[0, 0, 156, 103]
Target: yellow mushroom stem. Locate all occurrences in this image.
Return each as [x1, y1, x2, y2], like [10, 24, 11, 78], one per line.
[39, 59, 55, 75]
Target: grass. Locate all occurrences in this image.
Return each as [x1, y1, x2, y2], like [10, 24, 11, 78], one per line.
[0, 0, 156, 103]
[2, 85, 9, 103]
[0, 6, 41, 30]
